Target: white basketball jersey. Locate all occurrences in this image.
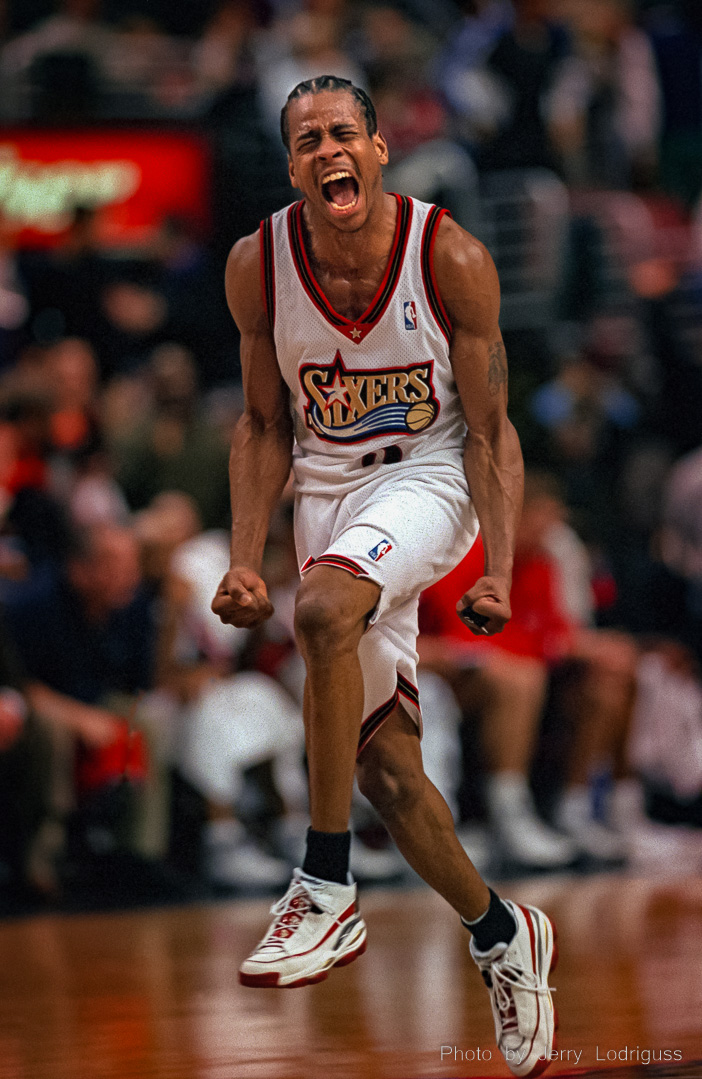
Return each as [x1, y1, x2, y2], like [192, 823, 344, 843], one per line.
[260, 195, 467, 495]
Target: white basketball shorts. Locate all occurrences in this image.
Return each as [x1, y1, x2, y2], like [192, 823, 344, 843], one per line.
[294, 460, 479, 753]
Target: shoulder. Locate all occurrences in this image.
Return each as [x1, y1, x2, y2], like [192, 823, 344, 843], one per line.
[225, 228, 260, 293]
[431, 215, 500, 330]
[432, 215, 499, 293]
[224, 229, 267, 332]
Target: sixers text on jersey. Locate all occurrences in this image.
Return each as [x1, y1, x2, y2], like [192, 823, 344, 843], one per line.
[299, 349, 439, 443]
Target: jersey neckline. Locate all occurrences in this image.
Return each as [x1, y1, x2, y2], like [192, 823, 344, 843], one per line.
[286, 193, 413, 344]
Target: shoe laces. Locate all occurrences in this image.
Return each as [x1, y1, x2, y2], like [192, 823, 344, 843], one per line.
[255, 876, 339, 955]
[485, 957, 550, 1041]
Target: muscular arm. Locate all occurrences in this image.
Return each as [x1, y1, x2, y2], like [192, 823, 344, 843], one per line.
[212, 233, 294, 627]
[434, 217, 524, 634]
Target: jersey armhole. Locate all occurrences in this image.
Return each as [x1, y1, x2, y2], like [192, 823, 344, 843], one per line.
[420, 206, 452, 345]
[259, 217, 275, 332]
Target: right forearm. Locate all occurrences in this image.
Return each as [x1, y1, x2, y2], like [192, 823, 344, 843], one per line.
[229, 410, 293, 571]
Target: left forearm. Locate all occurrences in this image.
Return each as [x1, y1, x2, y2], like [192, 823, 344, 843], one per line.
[463, 416, 523, 584]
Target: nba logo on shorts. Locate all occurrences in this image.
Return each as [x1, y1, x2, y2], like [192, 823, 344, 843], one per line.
[369, 538, 393, 561]
[403, 301, 417, 330]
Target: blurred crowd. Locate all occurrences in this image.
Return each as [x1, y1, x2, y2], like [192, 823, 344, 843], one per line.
[1, 0, 702, 911]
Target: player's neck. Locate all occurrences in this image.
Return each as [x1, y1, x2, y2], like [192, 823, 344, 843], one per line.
[302, 192, 397, 276]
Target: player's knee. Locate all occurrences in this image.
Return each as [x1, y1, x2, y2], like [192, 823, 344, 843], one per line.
[357, 756, 423, 821]
[294, 590, 356, 654]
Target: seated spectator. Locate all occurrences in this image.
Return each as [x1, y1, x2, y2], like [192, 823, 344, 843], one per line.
[420, 472, 639, 865]
[255, 1, 365, 139]
[529, 320, 640, 548]
[154, 508, 305, 891]
[0, 615, 57, 900]
[148, 217, 236, 387]
[17, 206, 108, 346]
[437, 0, 569, 171]
[3, 523, 155, 854]
[44, 337, 101, 465]
[0, 0, 115, 119]
[102, 15, 188, 116]
[362, 7, 481, 233]
[420, 504, 578, 871]
[548, 0, 661, 188]
[190, 0, 263, 101]
[97, 268, 170, 377]
[647, 0, 702, 209]
[476, 0, 571, 172]
[659, 444, 702, 664]
[435, 0, 514, 145]
[0, 235, 29, 370]
[114, 343, 230, 529]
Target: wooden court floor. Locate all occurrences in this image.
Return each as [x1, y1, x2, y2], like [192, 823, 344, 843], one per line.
[1, 872, 701, 1079]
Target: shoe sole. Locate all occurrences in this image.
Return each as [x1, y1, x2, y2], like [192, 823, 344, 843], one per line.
[518, 913, 559, 1079]
[239, 923, 367, 989]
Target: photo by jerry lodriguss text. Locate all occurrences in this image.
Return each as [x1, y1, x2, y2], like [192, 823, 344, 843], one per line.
[440, 1046, 684, 1066]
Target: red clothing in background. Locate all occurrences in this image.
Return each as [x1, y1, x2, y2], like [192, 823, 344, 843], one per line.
[419, 535, 575, 662]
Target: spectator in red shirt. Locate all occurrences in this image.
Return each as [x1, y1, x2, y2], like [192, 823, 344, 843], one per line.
[420, 471, 637, 866]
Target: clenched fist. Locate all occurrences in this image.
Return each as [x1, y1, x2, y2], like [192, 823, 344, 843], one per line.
[211, 566, 274, 628]
[456, 574, 511, 636]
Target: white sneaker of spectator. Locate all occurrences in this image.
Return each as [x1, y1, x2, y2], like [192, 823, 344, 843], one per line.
[487, 773, 577, 869]
[349, 837, 405, 882]
[556, 786, 626, 862]
[205, 819, 290, 890]
[610, 779, 702, 869]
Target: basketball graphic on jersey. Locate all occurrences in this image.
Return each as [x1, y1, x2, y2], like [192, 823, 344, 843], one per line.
[405, 402, 436, 430]
[299, 350, 440, 444]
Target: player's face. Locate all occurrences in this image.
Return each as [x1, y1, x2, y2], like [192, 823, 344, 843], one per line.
[287, 91, 388, 230]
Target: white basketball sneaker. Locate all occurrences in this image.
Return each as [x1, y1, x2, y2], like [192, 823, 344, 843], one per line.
[470, 900, 559, 1078]
[239, 868, 367, 988]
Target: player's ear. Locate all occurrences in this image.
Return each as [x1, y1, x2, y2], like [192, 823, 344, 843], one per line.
[288, 156, 297, 188]
[373, 130, 389, 167]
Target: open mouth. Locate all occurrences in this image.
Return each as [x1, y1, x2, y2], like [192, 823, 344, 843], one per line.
[321, 171, 359, 212]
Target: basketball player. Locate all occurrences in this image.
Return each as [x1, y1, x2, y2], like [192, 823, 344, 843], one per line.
[212, 76, 557, 1077]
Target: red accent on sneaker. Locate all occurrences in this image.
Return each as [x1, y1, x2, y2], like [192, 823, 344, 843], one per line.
[520, 911, 559, 1079]
[332, 935, 367, 967]
[550, 921, 559, 974]
[518, 904, 538, 970]
[239, 931, 366, 988]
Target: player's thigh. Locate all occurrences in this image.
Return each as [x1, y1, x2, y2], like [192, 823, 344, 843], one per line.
[337, 472, 479, 616]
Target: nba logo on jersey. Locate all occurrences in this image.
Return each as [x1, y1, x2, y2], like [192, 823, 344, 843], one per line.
[369, 539, 393, 561]
[403, 301, 417, 330]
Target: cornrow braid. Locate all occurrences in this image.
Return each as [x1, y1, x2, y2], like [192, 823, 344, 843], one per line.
[280, 75, 378, 151]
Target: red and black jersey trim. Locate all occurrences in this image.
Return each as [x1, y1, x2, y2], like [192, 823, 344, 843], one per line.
[397, 673, 420, 709]
[259, 216, 275, 332]
[421, 205, 452, 344]
[357, 673, 422, 755]
[300, 553, 369, 578]
[287, 194, 413, 344]
[357, 688, 399, 756]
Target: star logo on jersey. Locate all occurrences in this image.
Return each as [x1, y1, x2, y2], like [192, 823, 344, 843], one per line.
[321, 370, 352, 413]
[299, 350, 439, 444]
[350, 327, 362, 340]
[403, 301, 417, 330]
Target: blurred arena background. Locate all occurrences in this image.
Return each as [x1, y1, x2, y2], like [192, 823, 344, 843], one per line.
[0, 1, 701, 1076]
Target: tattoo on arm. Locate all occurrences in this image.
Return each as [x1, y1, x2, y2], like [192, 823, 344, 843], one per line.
[488, 340, 508, 396]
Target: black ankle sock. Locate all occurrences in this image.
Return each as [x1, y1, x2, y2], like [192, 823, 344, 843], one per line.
[462, 888, 517, 952]
[302, 828, 351, 885]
